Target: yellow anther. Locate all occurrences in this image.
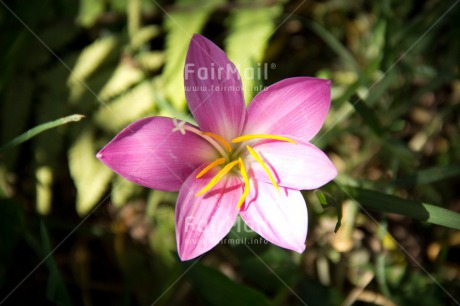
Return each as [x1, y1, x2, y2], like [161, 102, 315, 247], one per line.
[196, 158, 226, 179]
[196, 160, 239, 197]
[246, 145, 280, 192]
[237, 158, 250, 209]
[232, 134, 296, 144]
[202, 132, 233, 152]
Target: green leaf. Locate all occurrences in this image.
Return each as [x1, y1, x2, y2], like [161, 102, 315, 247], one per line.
[0, 199, 23, 287]
[135, 51, 165, 72]
[227, 215, 258, 243]
[298, 278, 344, 306]
[307, 20, 364, 80]
[342, 186, 460, 230]
[68, 128, 113, 215]
[381, 138, 418, 169]
[315, 190, 328, 206]
[110, 176, 142, 208]
[77, 0, 105, 28]
[95, 80, 155, 132]
[38, 22, 80, 52]
[149, 206, 176, 265]
[40, 222, 72, 306]
[185, 261, 272, 306]
[162, 0, 224, 110]
[127, 0, 141, 46]
[240, 248, 299, 293]
[0, 30, 29, 92]
[393, 163, 460, 186]
[36, 166, 53, 215]
[0, 114, 85, 153]
[351, 96, 384, 136]
[68, 35, 119, 102]
[365, 18, 387, 74]
[225, 0, 284, 102]
[334, 201, 343, 234]
[98, 61, 146, 101]
[0, 166, 10, 198]
[130, 25, 161, 51]
[362, 69, 397, 108]
[0, 73, 33, 165]
[152, 78, 192, 121]
[312, 190, 342, 232]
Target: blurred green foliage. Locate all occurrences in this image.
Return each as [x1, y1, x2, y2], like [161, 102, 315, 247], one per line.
[1, 0, 460, 305]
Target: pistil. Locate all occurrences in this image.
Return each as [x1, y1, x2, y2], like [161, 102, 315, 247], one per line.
[177, 121, 294, 207]
[172, 119, 230, 159]
[202, 132, 232, 153]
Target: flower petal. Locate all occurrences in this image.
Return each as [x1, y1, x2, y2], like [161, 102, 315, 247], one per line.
[248, 141, 337, 190]
[97, 116, 217, 192]
[239, 180, 308, 253]
[176, 168, 242, 260]
[184, 34, 246, 140]
[245, 77, 331, 141]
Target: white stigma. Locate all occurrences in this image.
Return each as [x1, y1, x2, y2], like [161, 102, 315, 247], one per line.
[172, 118, 186, 135]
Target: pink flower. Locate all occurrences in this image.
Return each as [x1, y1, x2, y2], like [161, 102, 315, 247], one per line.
[97, 34, 337, 260]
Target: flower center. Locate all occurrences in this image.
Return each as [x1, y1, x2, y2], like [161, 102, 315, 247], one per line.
[172, 119, 296, 208]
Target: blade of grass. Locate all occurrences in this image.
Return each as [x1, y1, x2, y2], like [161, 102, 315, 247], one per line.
[40, 222, 72, 306]
[351, 95, 384, 136]
[340, 185, 460, 230]
[183, 260, 272, 306]
[305, 20, 365, 82]
[0, 114, 84, 152]
[393, 163, 460, 186]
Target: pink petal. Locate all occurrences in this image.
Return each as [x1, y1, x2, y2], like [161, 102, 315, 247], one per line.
[184, 34, 246, 140]
[245, 77, 331, 141]
[248, 141, 337, 190]
[97, 116, 217, 192]
[239, 180, 308, 253]
[176, 168, 242, 260]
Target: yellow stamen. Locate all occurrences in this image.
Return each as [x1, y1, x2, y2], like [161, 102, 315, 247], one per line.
[232, 134, 296, 144]
[237, 158, 250, 209]
[196, 158, 226, 179]
[246, 145, 280, 192]
[195, 160, 239, 196]
[202, 132, 233, 152]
